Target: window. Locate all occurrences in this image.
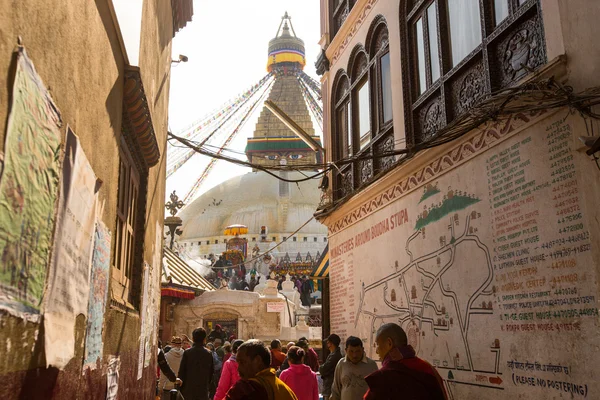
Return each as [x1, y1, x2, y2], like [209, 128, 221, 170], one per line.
[197, 241, 201, 245]
[330, 0, 357, 39]
[304, 237, 308, 242]
[314, 237, 318, 242]
[206, 240, 210, 245]
[252, 237, 256, 242]
[402, 0, 546, 145]
[272, 236, 277, 242]
[113, 139, 147, 307]
[357, 80, 371, 149]
[215, 240, 219, 244]
[447, 0, 481, 66]
[324, 237, 328, 242]
[293, 237, 297, 242]
[331, 18, 395, 201]
[380, 52, 393, 122]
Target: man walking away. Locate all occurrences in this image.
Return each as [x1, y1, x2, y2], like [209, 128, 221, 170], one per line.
[318, 334, 343, 400]
[159, 337, 185, 399]
[364, 323, 448, 400]
[178, 328, 214, 400]
[225, 339, 298, 400]
[208, 324, 226, 342]
[301, 276, 312, 307]
[330, 336, 377, 400]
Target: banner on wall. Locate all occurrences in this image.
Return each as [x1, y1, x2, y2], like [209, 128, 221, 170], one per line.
[83, 221, 111, 371]
[44, 127, 98, 369]
[0, 48, 62, 319]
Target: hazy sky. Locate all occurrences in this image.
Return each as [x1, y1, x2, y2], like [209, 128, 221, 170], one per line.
[166, 0, 322, 202]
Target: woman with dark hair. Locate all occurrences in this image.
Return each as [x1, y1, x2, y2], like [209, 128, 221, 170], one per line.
[214, 339, 244, 400]
[279, 346, 319, 400]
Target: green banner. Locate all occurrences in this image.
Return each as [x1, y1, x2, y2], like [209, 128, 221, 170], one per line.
[0, 48, 62, 314]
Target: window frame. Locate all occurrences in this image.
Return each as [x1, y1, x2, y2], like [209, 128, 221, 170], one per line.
[401, 0, 547, 146]
[112, 137, 144, 307]
[331, 18, 395, 201]
[330, 0, 357, 39]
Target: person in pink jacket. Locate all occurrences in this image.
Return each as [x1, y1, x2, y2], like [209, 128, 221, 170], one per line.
[279, 346, 319, 400]
[214, 339, 244, 400]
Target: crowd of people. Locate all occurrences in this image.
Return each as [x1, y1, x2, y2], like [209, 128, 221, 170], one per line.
[206, 258, 316, 308]
[156, 322, 448, 400]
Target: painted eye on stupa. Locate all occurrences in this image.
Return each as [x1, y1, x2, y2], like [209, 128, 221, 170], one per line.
[289, 154, 304, 160]
[265, 155, 279, 160]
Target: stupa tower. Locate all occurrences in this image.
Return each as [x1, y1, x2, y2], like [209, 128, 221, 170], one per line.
[245, 12, 322, 170]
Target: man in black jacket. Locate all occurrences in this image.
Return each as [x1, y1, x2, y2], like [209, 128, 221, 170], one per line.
[178, 328, 214, 400]
[319, 334, 343, 400]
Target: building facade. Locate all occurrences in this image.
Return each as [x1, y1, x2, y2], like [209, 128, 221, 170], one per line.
[316, 0, 600, 398]
[0, 1, 192, 398]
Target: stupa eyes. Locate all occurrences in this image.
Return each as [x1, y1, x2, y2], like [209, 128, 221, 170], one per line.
[265, 155, 279, 160]
[290, 154, 303, 160]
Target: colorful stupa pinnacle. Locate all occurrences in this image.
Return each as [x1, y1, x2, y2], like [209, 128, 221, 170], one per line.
[246, 12, 321, 170]
[266, 11, 306, 72]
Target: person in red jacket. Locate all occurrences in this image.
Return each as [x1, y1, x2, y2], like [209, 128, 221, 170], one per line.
[214, 340, 244, 400]
[270, 339, 286, 369]
[296, 339, 319, 372]
[364, 323, 448, 400]
[279, 346, 319, 400]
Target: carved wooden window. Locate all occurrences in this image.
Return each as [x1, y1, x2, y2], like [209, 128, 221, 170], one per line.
[113, 137, 145, 306]
[402, 0, 547, 145]
[350, 50, 371, 152]
[330, 0, 356, 39]
[331, 19, 397, 201]
[367, 18, 395, 174]
[333, 74, 351, 159]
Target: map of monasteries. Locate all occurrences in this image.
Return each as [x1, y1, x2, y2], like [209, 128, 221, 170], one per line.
[356, 183, 503, 395]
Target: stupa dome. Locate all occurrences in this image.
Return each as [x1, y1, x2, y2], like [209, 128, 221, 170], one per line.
[178, 171, 326, 240]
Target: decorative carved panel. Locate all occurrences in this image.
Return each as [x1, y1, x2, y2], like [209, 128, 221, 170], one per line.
[335, 6, 350, 34]
[373, 27, 389, 54]
[359, 159, 373, 185]
[376, 134, 395, 171]
[416, 96, 444, 143]
[341, 169, 354, 198]
[494, 14, 546, 88]
[352, 52, 368, 80]
[449, 61, 488, 119]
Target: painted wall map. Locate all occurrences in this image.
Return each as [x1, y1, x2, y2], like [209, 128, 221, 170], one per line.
[0, 49, 62, 315]
[328, 113, 600, 399]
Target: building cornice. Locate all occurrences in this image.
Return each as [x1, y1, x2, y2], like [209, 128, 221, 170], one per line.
[325, 0, 378, 67]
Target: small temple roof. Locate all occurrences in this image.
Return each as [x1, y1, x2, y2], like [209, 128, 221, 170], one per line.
[162, 247, 215, 297]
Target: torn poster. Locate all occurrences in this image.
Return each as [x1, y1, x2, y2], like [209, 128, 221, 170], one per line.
[44, 127, 98, 368]
[147, 221, 164, 366]
[0, 47, 62, 318]
[107, 356, 120, 400]
[137, 263, 150, 380]
[83, 221, 111, 371]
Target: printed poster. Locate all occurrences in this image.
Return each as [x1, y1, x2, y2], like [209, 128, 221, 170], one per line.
[44, 127, 98, 368]
[107, 356, 120, 400]
[137, 263, 150, 380]
[0, 48, 62, 317]
[83, 221, 111, 370]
